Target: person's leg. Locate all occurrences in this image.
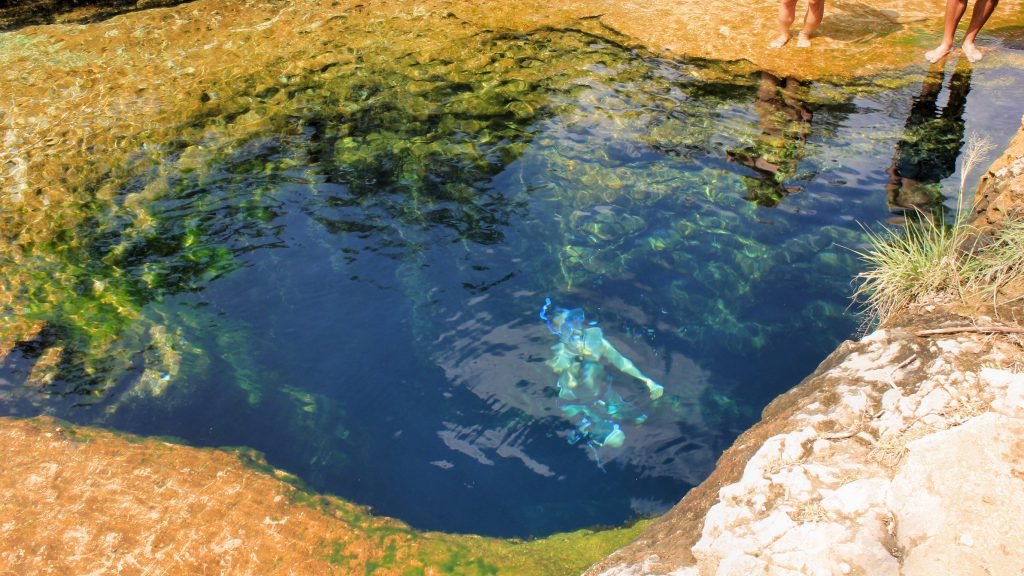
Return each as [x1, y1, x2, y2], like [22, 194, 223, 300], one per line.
[796, 0, 825, 47]
[925, 0, 969, 62]
[600, 388, 646, 423]
[771, 0, 799, 48]
[961, 0, 1000, 61]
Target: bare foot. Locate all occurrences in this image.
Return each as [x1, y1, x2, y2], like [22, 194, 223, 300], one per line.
[769, 34, 790, 49]
[924, 44, 952, 63]
[962, 42, 984, 62]
[796, 33, 811, 48]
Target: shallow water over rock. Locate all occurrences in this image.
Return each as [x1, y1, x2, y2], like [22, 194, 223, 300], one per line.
[2, 26, 1023, 537]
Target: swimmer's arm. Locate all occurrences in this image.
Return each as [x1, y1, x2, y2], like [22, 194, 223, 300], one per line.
[602, 340, 664, 399]
[558, 371, 578, 391]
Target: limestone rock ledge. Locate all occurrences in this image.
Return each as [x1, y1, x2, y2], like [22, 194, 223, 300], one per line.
[973, 115, 1024, 228]
[584, 311, 1024, 576]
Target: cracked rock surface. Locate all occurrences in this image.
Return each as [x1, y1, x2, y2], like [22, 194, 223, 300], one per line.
[585, 310, 1024, 576]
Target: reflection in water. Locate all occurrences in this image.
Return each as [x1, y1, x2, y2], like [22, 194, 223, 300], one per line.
[886, 60, 972, 214]
[726, 72, 813, 207]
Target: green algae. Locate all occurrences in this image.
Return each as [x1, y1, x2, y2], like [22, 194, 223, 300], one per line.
[230, 441, 648, 575]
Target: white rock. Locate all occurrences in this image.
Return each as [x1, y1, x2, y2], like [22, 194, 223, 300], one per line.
[771, 466, 815, 501]
[751, 510, 797, 548]
[701, 501, 755, 537]
[765, 565, 804, 576]
[888, 413, 1024, 576]
[934, 339, 962, 354]
[767, 523, 849, 576]
[715, 553, 768, 576]
[769, 522, 847, 555]
[781, 427, 816, 462]
[842, 393, 868, 416]
[859, 330, 891, 344]
[880, 389, 901, 412]
[820, 479, 888, 518]
[692, 528, 760, 563]
[985, 369, 1024, 418]
[914, 388, 951, 419]
[980, 367, 1019, 390]
[811, 439, 830, 455]
[746, 436, 786, 476]
[897, 395, 919, 416]
[802, 463, 840, 486]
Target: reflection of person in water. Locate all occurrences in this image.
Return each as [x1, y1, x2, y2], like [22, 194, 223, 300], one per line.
[726, 72, 813, 207]
[885, 60, 971, 215]
[539, 299, 663, 449]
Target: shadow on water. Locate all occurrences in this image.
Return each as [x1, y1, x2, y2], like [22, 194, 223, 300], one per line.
[0, 0, 192, 31]
[819, 1, 903, 43]
[989, 25, 1024, 50]
[2, 28, 1024, 537]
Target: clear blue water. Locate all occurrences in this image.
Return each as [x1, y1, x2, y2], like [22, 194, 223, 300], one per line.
[2, 31, 1023, 537]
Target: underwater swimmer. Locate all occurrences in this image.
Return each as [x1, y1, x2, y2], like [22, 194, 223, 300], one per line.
[540, 299, 663, 449]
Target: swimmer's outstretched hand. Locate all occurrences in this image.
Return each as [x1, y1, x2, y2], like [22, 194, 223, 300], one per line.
[644, 379, 664, 400]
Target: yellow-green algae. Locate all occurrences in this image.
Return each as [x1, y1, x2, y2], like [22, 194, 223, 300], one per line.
[8, 416, 647, 575]
[231, 438, 652, 576]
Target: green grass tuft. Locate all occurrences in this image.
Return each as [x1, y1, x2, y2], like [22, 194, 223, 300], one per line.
[847, 133, 999, 325]
[851, 216, 970, 326]
[964, 218, 1024, 304]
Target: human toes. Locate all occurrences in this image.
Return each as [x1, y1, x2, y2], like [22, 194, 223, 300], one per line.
[769, 34, 790, 49]
[924, 45, 952, 63]
[962, 42, 984, 62]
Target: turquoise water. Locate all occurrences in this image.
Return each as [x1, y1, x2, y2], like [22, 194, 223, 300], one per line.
[2, 31, 1023, 537]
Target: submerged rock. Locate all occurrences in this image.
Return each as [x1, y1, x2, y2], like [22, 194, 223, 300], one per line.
[0, 416, 647, 575]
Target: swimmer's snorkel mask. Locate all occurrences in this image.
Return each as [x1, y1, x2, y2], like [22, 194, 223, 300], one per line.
[540, 298, 593, 345]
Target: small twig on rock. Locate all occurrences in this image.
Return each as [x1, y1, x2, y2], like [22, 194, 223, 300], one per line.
[888, 353, 918, 389]
[915, 326, 1024, 337]
[822, 430, 858, 440]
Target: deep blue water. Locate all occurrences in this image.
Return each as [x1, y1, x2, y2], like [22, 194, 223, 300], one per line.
[2, 32, 1023, 537]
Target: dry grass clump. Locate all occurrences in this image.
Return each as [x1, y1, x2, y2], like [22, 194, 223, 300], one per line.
[963, 218, 1024, 300]
[868, 420, 936, 468]
[851, 213, 968, 325]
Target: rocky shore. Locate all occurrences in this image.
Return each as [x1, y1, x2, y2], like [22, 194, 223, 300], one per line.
[585, 120, 1024, 575]
[586, 310, 1024, 575]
